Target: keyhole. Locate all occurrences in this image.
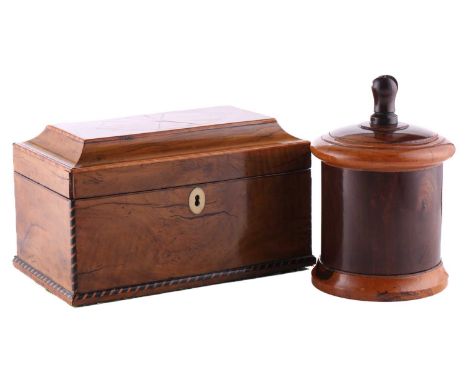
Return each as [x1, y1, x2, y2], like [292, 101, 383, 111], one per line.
[189, 187, 205, 214]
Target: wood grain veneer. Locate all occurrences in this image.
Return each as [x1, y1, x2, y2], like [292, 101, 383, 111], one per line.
[13, 106, 314, 306]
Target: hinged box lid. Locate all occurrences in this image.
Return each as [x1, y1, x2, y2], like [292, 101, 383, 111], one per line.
[14, 106, 310, 198]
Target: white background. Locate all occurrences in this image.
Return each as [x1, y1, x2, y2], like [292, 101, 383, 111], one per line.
[1, 1, 467, 381]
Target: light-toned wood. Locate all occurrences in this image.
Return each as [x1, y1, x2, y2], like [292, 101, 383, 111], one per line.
[312, 261, 448, 301]
[311, 123, 455, 171]
[53, 106, 273, 140]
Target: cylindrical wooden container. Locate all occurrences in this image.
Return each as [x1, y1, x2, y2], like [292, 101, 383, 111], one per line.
[311, 75, 455, 301]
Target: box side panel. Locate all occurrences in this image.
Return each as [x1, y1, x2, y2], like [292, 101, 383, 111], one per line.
[14, 174, 73, 292]
[75, 170, 312, 293]
[13, 144, 71, 198]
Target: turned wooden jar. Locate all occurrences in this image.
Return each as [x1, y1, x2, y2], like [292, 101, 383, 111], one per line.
[311, 75, 455, 301]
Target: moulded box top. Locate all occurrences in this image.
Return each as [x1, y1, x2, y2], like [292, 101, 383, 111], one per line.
[13, 106, 310, 198]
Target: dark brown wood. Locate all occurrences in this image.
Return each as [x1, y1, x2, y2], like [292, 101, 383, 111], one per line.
[312, 261, 448, 302]
[370, 75, 399, 126]
[321, 163, 442, 275]
[13, 106, 314, 306]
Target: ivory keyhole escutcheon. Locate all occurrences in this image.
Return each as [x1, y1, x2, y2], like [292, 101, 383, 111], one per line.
[189, 187, 205, 214]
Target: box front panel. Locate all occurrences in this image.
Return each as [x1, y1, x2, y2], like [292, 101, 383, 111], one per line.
[75, 170, 311, 293]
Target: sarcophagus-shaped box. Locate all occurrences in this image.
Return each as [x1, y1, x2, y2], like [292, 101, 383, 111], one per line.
[13, 106, 314, 306]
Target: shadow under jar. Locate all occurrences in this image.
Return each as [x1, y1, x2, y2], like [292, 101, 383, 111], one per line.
[311, 75, 455, 301]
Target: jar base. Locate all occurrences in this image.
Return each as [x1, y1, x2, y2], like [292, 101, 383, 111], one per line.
[312, 261, 448, 301]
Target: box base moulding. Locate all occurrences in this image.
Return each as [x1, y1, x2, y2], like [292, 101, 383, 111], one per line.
[14, 255, 314, 307]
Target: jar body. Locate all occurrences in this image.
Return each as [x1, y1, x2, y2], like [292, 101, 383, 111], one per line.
[321, 163, 443, 275]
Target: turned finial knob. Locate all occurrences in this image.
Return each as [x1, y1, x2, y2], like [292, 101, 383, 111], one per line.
[370, 75, 398, 126]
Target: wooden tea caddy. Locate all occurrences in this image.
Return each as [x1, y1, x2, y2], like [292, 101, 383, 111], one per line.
[13, 106, 315, 306]
[311, 76, 455, 301]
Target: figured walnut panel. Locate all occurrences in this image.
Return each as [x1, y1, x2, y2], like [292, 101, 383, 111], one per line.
[72, 142, 310, 198]
[74, 171, 312, 293]
[13, 144, 72, 197]
[16, 106, 310, 199]
[53, 106, 274, 140]
[14, 174, 74, 291]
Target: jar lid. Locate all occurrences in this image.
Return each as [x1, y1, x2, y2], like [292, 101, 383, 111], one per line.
[311, 75, 455, 171]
